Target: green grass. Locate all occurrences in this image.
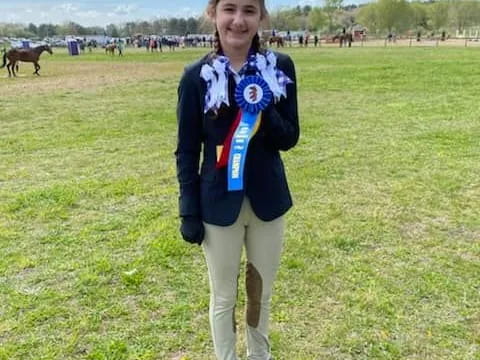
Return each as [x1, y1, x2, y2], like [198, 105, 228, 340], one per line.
[0, 47, 479, 359]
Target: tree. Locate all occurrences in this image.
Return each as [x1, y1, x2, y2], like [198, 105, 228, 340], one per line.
[186, 17, 198, 34]
[428, 0, 449, 31]
[357, 3, 379, 34]
[27, 23, 38, 37]
[284, 8, 303, 30]
[152, 19, 169, 35]
[56, 21, 86, 36]
[37, 23, 57, 38]
[270, 10, 288, 30]
[376, 0, 412, 33]
[411, 2, 430, 30]
[88, 26, 105, 36]
[308, 8, 327, 31]
[323, 0, 344, 32]
[123, 22, 137, 36]
[338, 9, 356, 29]
[0, 23, 32, 38]
[178, 18, 188, 35]
[168, 18, 179, 35]
[106, 24, 119, 37]
[294, 6, 303, 17]
[449, 0, 480, 32]
[135, 21, 152, 35]
[303, 5, 313, 16]
[198, 15, 214, 34]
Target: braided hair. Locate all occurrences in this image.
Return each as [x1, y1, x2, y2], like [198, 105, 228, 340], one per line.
[213, 30, 222, 55]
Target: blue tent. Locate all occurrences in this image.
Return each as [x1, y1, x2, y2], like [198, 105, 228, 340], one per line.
[67, 40, 79, 56]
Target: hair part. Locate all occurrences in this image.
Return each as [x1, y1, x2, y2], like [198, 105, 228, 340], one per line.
[206, 0, 269, 21]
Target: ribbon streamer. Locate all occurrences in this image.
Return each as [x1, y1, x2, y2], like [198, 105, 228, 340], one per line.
[227, 76, 272, 191]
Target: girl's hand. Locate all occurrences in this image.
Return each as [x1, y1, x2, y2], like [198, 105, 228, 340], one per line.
[180, 216, 205, 245]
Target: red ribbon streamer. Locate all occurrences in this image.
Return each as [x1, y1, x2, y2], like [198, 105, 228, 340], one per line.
[216, 110, 242, 169]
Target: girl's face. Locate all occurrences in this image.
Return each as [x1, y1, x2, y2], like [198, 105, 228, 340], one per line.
[213, 0, 262, 55]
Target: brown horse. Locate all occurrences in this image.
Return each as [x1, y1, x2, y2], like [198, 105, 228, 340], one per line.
[105, 43, 116, 55]
[268, 35, 284, 48]
[1, 44, 53, 77]
[332, 33, 353, 48]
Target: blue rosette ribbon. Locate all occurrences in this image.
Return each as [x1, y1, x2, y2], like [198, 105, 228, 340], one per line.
[234, 75, 272, 114]
[227, 76, 273, 191]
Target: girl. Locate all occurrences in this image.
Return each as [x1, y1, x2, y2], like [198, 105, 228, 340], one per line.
[175, 0, 299, 359]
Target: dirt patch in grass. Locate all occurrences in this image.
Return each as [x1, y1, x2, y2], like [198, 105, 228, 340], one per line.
[0, 62, 181, 96]
[399, 222, 428, 239]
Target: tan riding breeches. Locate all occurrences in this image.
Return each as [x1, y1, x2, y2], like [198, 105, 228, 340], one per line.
[202, 198, 284, 360]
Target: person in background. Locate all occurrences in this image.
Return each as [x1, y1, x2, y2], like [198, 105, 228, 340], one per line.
[117, 39, 124, 56]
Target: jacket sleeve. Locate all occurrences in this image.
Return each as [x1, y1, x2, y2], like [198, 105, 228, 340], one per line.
[261, 54, 299, 151]
[175, 66, 203, 218]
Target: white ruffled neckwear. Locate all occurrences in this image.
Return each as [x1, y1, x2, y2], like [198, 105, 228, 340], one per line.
[200, 50, 292, 113]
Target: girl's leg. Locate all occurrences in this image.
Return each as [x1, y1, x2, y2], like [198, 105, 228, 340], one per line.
[243, 199, 285, 360]
[202, 202, 248, 360]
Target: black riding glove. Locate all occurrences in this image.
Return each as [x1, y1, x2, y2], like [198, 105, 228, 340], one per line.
[180, 216, 205, 245]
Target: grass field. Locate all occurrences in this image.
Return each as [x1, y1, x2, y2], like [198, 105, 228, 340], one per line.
[0, 46, 479, 360]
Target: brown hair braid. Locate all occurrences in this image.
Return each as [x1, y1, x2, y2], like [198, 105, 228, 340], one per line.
[213, 30, 222, 55]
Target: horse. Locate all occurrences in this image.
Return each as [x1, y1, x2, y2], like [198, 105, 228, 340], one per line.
[105, 43, 116, 55]
[0, 44, 52, 77]
[1, 48, 21, 74]
[268, 35, 284, 48]
[332, 33, 353, 48]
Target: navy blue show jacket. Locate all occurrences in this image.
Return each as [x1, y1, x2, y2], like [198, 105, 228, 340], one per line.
[175, 51, 299, 226]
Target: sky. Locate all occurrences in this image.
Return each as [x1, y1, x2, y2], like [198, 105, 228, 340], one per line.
[0, 0, 369, 27]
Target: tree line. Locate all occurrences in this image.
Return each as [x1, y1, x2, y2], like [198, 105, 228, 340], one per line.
[0, 18, 206, 39]
[271, 0, 480, 35]
[1, 0, 480, 39]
